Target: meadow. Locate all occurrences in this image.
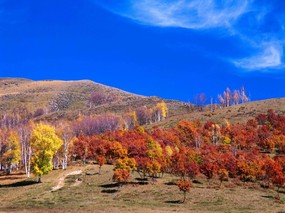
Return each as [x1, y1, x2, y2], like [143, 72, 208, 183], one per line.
[1, 164, 284, 213]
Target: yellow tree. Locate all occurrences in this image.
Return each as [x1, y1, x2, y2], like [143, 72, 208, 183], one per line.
[113, 156, 136, 191]
[30, 123, 63, 183]
[1, 131, 21, 174]
[152, 102, 168, 123]
[146, 138, 163, 180]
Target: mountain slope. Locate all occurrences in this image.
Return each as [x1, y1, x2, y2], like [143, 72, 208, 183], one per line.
[154, 98, 285, 128]
[0, 78, 284, 126]
[0, 78, 188, 120]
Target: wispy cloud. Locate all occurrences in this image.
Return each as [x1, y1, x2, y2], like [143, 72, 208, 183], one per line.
[233, 42, 284, 70]
[111, 0, 250, 30]
[96, 0, 285, 72]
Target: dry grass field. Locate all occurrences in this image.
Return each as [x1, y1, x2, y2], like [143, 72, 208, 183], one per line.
[1, 164, 285, 213]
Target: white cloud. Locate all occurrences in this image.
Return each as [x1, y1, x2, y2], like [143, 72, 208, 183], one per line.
[233, 42, 284, 70]
[119, 0, 250, 29]
[96, 0, 285, 71]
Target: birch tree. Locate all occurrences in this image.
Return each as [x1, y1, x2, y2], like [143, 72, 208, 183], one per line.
[152, 102, 168, 123]
[18, 124, 32, 177]
[56, 121, 73, 170]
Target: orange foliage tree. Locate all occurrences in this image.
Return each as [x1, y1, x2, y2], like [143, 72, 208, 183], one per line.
[177, 180, 192, 203]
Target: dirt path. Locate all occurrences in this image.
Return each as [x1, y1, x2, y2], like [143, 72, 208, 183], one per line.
[51, 170, 82, 192]
[72, 178, 83, 187]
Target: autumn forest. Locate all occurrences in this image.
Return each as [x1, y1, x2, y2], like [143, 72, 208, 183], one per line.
[1, 95, 285, 208]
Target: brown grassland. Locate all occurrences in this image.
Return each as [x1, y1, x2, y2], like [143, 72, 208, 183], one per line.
[1, 164, 285, 213]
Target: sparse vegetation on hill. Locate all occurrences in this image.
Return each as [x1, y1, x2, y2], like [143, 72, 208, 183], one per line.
[1, 78, 284, 127]
[154, 98, 285, 129]
[0, 78, 188, 122]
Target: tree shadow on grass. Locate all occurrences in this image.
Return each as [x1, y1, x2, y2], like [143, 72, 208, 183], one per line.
[128, 181, 148, 186]
[101, 189, 119, 193]
[164, 181, 176, 186]
[165, 200, 181, 204]
[261, 195, 274, 199]
[0, 180, 38, 188]
[192, 179, 203, 184]
[100, 183, 120, 188]
[100, 181, 149, 193]
[100, 183, 119, 193]
[135, 177, 148, 182]
[100, 182, 148, 189]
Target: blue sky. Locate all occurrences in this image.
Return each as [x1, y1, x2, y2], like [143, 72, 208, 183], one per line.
[0, 0, 284, 102]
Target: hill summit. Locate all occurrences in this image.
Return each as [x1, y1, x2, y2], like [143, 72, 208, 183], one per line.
[0, 78, 187, 121]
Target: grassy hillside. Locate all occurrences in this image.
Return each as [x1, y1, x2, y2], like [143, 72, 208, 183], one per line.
[1, 164, 284, 212]
[0, 78, 188, 120]
[153, 98, 285, 128]
[0, 78, 284, 126]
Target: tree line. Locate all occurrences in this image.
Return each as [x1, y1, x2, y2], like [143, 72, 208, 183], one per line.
[1, 106, 285, 202]
[194, 86, 249, 111]
[69, 109, 285, 201]
[0, 101, 168, 180]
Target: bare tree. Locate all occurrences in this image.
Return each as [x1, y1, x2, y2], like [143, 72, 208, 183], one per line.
[123, 111, 137, 130]
[232, 90, 240, 105]
[198, 93, 206, 111]
[217, 86, 250, 108]
[223, 88, 231, 107]
[18, 124, 32, 177]
[56, 121, 74, 170]
[136, 106, 152, 125]
[240, 86, 249, 103]
[73, 115, 121, 136]
[218, 95, 225, 108]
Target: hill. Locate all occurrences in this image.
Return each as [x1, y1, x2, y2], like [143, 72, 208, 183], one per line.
[0, 78, 284, 126]
[0, 78, 188, 121]
[156, 98, 285, 128]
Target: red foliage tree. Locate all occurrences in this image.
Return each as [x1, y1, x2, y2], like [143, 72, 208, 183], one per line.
[171, 147, 200, 180]
[177, 180, 192, 203]
[88, 136, 110, 174]
[200, 144, 219, 184]
[113, 169, 130, 191]
[70, 135, 89, 163]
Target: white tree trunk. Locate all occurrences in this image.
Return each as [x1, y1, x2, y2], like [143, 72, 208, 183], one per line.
[62, 135, 70, 170]
[26, 146, 32, 177]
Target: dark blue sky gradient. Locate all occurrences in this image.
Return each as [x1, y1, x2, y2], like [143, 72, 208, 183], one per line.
[0, 0, 284, 102]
